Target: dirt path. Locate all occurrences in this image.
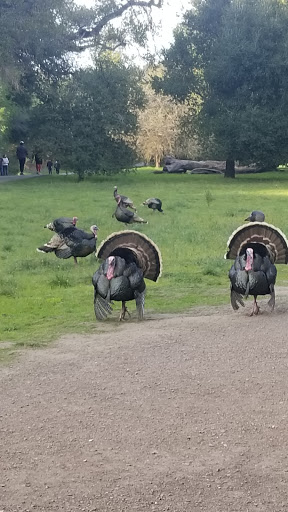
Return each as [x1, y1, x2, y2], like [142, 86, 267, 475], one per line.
[1, 298, 288, 511]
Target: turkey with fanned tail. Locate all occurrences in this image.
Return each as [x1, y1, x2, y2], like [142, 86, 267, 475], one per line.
[37, 224, 99, 264]
[114, 197, 147, 225]
[92, 230, 162, 321]
[225, 222, 288, 315]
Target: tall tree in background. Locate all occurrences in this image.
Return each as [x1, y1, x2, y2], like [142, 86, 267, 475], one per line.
[27, 56, 144, 178]
[136, 82, 188, 167]
[156, 0, 288, 177]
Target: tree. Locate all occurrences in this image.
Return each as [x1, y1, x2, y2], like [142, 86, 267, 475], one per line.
[156, 0, 288, 177]
[136, 82, 188, 167]
[26, 56, 144, 178]
[0, 0, 164, 176]
[0, 0, 163, 90]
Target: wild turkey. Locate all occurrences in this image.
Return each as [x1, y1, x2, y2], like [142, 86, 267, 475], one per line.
[114, 198, 147, 225]
[92, 230, 162, 321]
[45, 216, 78, 232]
[245, 211, 265, 222]
[37, 224, 99, 264]
[113, 186, 136, 211]
[225, 222, 288, 315]
[143, 198, 163, 213]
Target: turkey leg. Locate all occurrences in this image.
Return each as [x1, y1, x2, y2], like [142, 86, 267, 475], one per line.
[119, 301, 131, 321]
[268, 285, 275, 311]
[250, 296, 260, 316]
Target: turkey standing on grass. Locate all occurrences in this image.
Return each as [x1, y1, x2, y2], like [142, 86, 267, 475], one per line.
[225, 222, 288, 315]
[37, 224, 99, 264]
[92, 230, 162, 321]
[114, 197, 147, 225]
[113, 186, 137, 211]
[143, 198, 163, 213]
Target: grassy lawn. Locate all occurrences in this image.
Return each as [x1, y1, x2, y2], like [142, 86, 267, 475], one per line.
[1, 168, 288, 358]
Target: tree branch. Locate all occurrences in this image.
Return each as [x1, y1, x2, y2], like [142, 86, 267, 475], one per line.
[78, 0, 163, 39]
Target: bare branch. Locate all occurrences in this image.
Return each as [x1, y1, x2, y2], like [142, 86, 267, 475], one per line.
[78, 0, 163, 39]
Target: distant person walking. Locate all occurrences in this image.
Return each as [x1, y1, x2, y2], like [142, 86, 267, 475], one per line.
[2, 154, 9, 175]
[54, 160, 61, 174]
[47, 159, 53, 175]
[16, 141, 28, 175]
[0, 155, 3, 176]
[34, 153, 43, 174]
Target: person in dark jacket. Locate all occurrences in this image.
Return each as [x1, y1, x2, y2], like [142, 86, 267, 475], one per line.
[34, 153, 43, 174]
[47, 159, 53, 175]
[16, 141, 28, 175]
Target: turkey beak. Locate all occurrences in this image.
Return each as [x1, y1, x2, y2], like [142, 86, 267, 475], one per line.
[244, 216, 250, 221]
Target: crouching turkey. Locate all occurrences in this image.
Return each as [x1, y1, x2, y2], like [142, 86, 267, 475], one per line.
[225, 222, 288, 315]
[92, 231, 162, 321]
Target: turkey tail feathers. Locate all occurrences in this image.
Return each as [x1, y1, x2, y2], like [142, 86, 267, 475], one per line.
[97, 230, 162, 282]
[230, 289, 245, 310]
[94, 294, 113, 320]
[225, 222, 288, 264]
[135, 289, 146, 320]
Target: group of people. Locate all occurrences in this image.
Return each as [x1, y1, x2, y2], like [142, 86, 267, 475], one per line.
[15, 141, 61, 175]
[46, 159, 61, 175]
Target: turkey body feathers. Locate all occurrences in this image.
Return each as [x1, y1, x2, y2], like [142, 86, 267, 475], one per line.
[45, 217, 78, 232]
[93, 257, 146, 321]
[113, 186, 136, 211]
[227, 221, 280, 314]
[143, 198, 163, 212]
[229, 251, 277, 313]
[38, 225, 98, 261]
[114, 201, 147, 225]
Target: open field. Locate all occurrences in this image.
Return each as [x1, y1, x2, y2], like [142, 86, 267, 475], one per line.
[1, 168, 288, 357]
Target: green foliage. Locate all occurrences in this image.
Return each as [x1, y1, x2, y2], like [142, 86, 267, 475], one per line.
[2, 169, 288, 359]
[26, 57, 144, 176]
[157, 0, 288, 172]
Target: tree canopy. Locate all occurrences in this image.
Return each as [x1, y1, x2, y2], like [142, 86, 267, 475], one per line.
[156, 0, 288, 177]
[0, 0, 163, 176]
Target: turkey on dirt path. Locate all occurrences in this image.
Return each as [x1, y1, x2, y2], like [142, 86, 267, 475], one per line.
[114, 198, 147, 225]
[225, 222, 288, 315]
[92, 230, 162, 321]
[37, 224, 99, 265]
[143, 198, 163, 213]
[45, 216, 78, 232]
[113, 186, 137, 211]
[245, 211, 265, 222]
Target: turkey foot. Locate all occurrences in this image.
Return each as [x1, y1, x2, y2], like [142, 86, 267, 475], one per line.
[119, 301, 131, 321]
[73, 257, 78, 265]
[268, 288, 275, 311]
[250, 297, 260, 316]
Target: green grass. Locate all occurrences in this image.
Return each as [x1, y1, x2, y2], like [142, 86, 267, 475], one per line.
[1, 169, 288, 358]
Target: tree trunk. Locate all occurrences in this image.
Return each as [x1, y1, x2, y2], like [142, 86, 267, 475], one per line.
[225, 159, 235, 178]
[155, 155, 160, 168]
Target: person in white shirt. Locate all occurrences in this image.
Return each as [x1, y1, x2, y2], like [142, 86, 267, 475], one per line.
[2, 155, 9, 175]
